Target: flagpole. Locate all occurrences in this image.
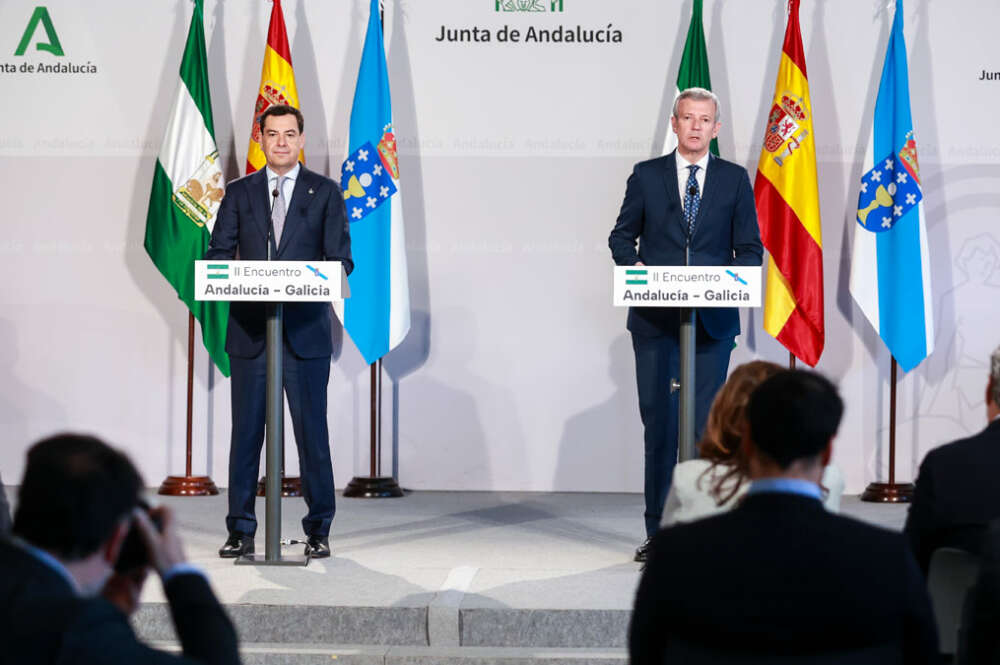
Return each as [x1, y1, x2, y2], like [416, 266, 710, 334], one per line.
[788, 352, 796, 369]
[158, 312, 220, 496]
[371, 362, 378, 477]
[343, 0, 402, 499]
[890, 357, 897, 486]
[861, 357, 914, 502]
[378, 358, 383, 476]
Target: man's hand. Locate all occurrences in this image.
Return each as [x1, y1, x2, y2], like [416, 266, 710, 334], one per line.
[635, 261, 645, 266]
[102, 567, 148, 616]
[133, 506, 187, 576]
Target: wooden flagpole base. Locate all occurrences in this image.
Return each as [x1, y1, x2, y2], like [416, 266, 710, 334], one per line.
[256, 475, 302, 497]
[343, 476, 404, 498]
[860, 481, 914, 503]
[158, 475, 219, 496]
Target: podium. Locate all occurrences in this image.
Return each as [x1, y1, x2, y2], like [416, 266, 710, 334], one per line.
[195, 260, 349, 565]
[613, 265, 761, 461]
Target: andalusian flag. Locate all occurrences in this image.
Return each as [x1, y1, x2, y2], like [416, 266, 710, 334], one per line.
[663, 0, 718, 157]
[753, 0, 824, 367]
[850, 0, 933, 372]
[144, 0, 230, 377]
[342, 0, 410, 364]
[246, 0, 301, 174]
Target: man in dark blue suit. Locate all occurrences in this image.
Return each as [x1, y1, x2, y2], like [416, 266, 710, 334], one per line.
[629, 371, 938, 664]
[2, 433, 240, 665]
[206, 104, 353, 559]
[904, 344, 1000, 575]
[609, 88, 762, 560]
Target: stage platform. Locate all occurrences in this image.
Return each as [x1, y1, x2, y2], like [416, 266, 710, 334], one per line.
[125, 491, 905, 663]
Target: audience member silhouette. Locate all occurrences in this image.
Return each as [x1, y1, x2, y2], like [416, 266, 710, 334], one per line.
[660, 360, 843, 527]
[630, 369, 938, 664]
[905, 344, 1000, 575]
[0, 433, 240, 664]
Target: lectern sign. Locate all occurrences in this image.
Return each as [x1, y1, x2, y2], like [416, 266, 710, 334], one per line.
[194, 260, 349, 302]
[613, 266, 762, 308]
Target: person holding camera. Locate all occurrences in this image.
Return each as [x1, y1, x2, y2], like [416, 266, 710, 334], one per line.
[0, 433, 240, 665]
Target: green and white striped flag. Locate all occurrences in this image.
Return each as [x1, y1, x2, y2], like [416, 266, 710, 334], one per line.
[662, 0, 718, 157]
[144, 0, 229, 376]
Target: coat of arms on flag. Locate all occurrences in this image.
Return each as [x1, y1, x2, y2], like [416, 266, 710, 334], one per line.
[856, 132, 922, 232]
[173, 150, 224, 227]
[250, 82, 294, 144]
[764, 94, 809, 167]
[341, 124, 399, 224]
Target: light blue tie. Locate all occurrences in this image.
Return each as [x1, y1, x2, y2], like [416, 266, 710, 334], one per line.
[684, 164, 701, 238]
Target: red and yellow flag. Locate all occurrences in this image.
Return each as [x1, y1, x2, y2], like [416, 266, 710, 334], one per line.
[753, 0, 824, 366]
[245, 0, 302, 174]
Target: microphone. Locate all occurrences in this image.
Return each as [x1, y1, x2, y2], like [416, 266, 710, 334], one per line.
[267, 187, 280, 260]
[688, 185, 698, 196]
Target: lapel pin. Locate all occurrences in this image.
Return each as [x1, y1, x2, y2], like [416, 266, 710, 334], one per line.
[308, 188, 314, 195]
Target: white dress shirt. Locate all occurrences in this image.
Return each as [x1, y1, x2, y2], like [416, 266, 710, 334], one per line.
[265, 162, 300, 210]
[674, 149, 710, 208]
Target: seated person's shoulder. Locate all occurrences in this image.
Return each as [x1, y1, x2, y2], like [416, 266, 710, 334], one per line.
[825, 511, 911, 555]
[54, 597, 148, 662]
[652, 500, 743, 551]
[671, 460, 744, 514]
[923, 431, 994, 470]
[671, 459, 714, 488]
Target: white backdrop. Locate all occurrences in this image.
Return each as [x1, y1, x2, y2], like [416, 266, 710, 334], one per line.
[1, 0, 998, 496]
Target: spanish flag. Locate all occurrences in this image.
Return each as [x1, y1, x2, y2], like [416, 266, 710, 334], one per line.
[753, 0, 824, 366]
[245, 0, 302, 174]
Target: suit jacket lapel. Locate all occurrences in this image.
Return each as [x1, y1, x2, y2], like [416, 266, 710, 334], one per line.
[250, 169, 274, 254]
[661, 152, 686, 237]
[692, 153, 718, 237]
[276, 165, 311, 257]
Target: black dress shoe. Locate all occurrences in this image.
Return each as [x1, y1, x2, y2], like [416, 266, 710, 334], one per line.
[218, 533, 254, 558]
[634, 537, 653, 563]
[305, 535, 330, 559]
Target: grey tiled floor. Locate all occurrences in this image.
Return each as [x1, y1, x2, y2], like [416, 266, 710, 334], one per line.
[134, 491, 908, 610]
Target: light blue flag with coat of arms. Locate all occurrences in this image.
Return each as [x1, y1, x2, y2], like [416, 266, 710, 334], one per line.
[849, 0, 933, 372]
[342, 0, 410, 365]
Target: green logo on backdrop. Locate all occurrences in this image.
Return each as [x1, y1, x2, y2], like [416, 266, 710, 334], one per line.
[15, 7, 63, 57]
[495, 0, 564, 12]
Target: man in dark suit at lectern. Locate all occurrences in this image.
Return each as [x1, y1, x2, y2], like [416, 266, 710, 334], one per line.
[608, 88, 762, 560]
[206, 104, 353, 559]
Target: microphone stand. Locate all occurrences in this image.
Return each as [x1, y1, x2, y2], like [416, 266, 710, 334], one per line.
[237, 185, 307, 566]
[675, 185, 697, 462]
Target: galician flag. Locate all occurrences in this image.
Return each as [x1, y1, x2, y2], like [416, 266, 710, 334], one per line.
[662, 0, 718, 157]
[342, 0, 410, 365]
[849, 0, 934, 372]
[144, 0, 229, 377]
[245, 0, 302, 174]
[754, 0, 824, 366]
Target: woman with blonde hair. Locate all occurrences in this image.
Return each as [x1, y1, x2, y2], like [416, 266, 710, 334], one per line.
[659, 360, 843, 527]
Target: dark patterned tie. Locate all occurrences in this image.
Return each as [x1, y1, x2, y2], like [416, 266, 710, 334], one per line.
[684, 164, 701, 238]
[272, 175, 286, 246]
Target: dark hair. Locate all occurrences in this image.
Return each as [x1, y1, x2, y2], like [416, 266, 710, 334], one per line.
[258, 104, 304, 134]
[746, 370, 843, 469]
[697, 361, 783, 504]
[13, 433, 142, 560]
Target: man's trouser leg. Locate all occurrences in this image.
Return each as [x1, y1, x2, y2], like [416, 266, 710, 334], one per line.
[283, 346, 335, 538]
[632, 332, 679, 538]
